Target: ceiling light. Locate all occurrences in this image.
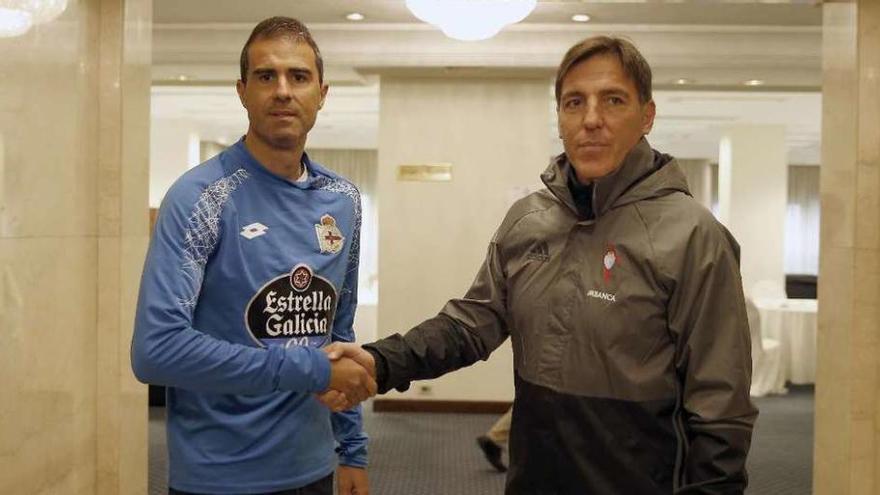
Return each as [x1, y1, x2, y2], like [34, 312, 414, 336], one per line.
[177, 75, 189, 82]
[406, 0, 537, 41]
[346, 12, 364, 21]
[0, 7, 32, 37]
[674, 78, 694, 85]
[0, 0, 69, 38]
[20, 0, 67, 23]
[744, 79, 765, 87]
[571, 14, 591, 23]
[3, 0, 68, 24]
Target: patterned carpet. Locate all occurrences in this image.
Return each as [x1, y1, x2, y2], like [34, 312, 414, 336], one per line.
[747, 385, 814, 494]
[149, 386, 813, 494]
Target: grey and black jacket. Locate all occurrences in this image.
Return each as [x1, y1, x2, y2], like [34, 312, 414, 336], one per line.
[364, 138, 758, 494]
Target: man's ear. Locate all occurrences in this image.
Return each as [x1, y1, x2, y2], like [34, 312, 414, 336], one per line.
[236, 79, 247, 108]
[642, 99, 656, 135]
[556, 106, 563, 139]
[318, 83, 329, 110]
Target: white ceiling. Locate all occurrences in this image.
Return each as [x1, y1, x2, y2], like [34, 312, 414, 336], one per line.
[154, 0, 822, 26]
[150, 0, 824, 164]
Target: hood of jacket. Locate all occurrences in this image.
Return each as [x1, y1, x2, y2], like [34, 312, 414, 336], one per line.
[541, 137, 692, 219]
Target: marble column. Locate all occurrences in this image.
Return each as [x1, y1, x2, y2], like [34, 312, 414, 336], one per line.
[814, 1, 880, 494]
[717, 125, 788, 297]
[0, 0, 151, 493]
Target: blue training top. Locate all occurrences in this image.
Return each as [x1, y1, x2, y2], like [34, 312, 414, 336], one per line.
[132, 138, 367, 494]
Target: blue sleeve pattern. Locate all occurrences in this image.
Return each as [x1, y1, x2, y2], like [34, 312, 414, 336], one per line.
[316, 178, 369, 467]
[178, 168, 248, 308]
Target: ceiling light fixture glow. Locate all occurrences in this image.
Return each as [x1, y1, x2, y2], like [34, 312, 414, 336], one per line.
[405, 0, 537, 41]
[571, 14, 591, 23]
[674, 78, 693, 85]
[0, 0, 69, 38]
[744, 79, 765, 87]
[0, 6, 32, 37]
[18, 0, 67, 23]
[346, 12, 364, 21]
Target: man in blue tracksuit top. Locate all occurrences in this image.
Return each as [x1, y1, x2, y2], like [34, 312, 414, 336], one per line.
[132, 17, 376, 495]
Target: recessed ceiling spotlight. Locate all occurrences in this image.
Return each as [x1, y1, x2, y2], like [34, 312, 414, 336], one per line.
[177, 74, 189, 82]
[743, 79, 765, 87]
[346, 12, 365, 21]
[674, 78, 694, 85]
[571, 14, 591, 23]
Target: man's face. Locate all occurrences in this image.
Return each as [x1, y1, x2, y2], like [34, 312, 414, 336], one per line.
[236, 36, 328, 151]
[557, 54, 656, 183]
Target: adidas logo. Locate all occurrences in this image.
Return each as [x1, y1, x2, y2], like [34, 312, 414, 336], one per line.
[526, 242, 550, 262]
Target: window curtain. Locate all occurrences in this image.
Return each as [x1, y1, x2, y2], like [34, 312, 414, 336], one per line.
[684, 161, 818, 276]
[785, 165, 820, 275]
[306, 149, 379, 303]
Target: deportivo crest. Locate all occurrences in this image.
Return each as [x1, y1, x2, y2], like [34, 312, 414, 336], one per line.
[244, 264, 338, 348]
[315, 214, 345, 254]
[603, 245, 618, 283]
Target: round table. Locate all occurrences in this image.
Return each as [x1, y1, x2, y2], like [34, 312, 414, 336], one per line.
[753, 298, 818, 385]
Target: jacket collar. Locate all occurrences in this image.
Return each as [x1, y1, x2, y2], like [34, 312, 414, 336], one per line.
[541, 137, 661, 219]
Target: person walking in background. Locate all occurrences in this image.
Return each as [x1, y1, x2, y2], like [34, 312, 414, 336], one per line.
[477, 407, 513, 472]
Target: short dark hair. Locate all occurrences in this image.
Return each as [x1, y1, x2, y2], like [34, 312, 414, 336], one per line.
[239, 16, 324, 84]
[554, 36, 652, 106]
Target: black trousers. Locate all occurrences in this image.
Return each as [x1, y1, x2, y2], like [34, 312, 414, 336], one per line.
[168, 473, 333, 495]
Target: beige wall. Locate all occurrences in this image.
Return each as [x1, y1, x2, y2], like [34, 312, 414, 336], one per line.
[718, 125, 788, 296]
[814, 1, 880, 494]
[149, 118, 199, 207]
[0, 0, 151, 493]
[377, 76, 550, 402]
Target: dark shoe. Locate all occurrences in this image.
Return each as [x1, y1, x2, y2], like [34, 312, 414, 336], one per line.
[476, 435, 507, 472]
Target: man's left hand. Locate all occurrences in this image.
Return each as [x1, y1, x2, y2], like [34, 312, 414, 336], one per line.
[315, 389, 350, 412]
[336, 465, 369, 495]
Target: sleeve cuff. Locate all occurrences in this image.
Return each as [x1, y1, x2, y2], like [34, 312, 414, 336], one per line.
[338, 442, 368, 468]
[311, 347, 331, 392]
[278, 346, 331, 393]
[339, 456, 368, 469]
[363, 339, 411, 394]
[362, 346, 389, 392]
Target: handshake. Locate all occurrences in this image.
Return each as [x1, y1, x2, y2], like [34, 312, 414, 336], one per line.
[316, 342, 378, 412]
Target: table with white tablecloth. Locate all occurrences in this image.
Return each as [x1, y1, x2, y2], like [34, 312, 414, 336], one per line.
[753, 298, 818, 385]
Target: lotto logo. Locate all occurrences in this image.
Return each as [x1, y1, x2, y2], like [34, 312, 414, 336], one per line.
[240, 222, 268, 239]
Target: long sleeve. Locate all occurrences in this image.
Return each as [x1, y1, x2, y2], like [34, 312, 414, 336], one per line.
[667, 222, 758, 494]
[130, 177, 330, 395]
[330, 194, 368, 467]
[364, 237, 510, 394]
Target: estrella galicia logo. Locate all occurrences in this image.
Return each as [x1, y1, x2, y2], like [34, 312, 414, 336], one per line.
[245, 263, 337, 348]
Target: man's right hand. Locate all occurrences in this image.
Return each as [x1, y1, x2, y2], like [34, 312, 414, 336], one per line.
[325, 342, 376, 378]
[328, 356, 377, 406]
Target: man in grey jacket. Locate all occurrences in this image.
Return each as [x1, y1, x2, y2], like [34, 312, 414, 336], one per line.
[330, 36, 757, 494]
